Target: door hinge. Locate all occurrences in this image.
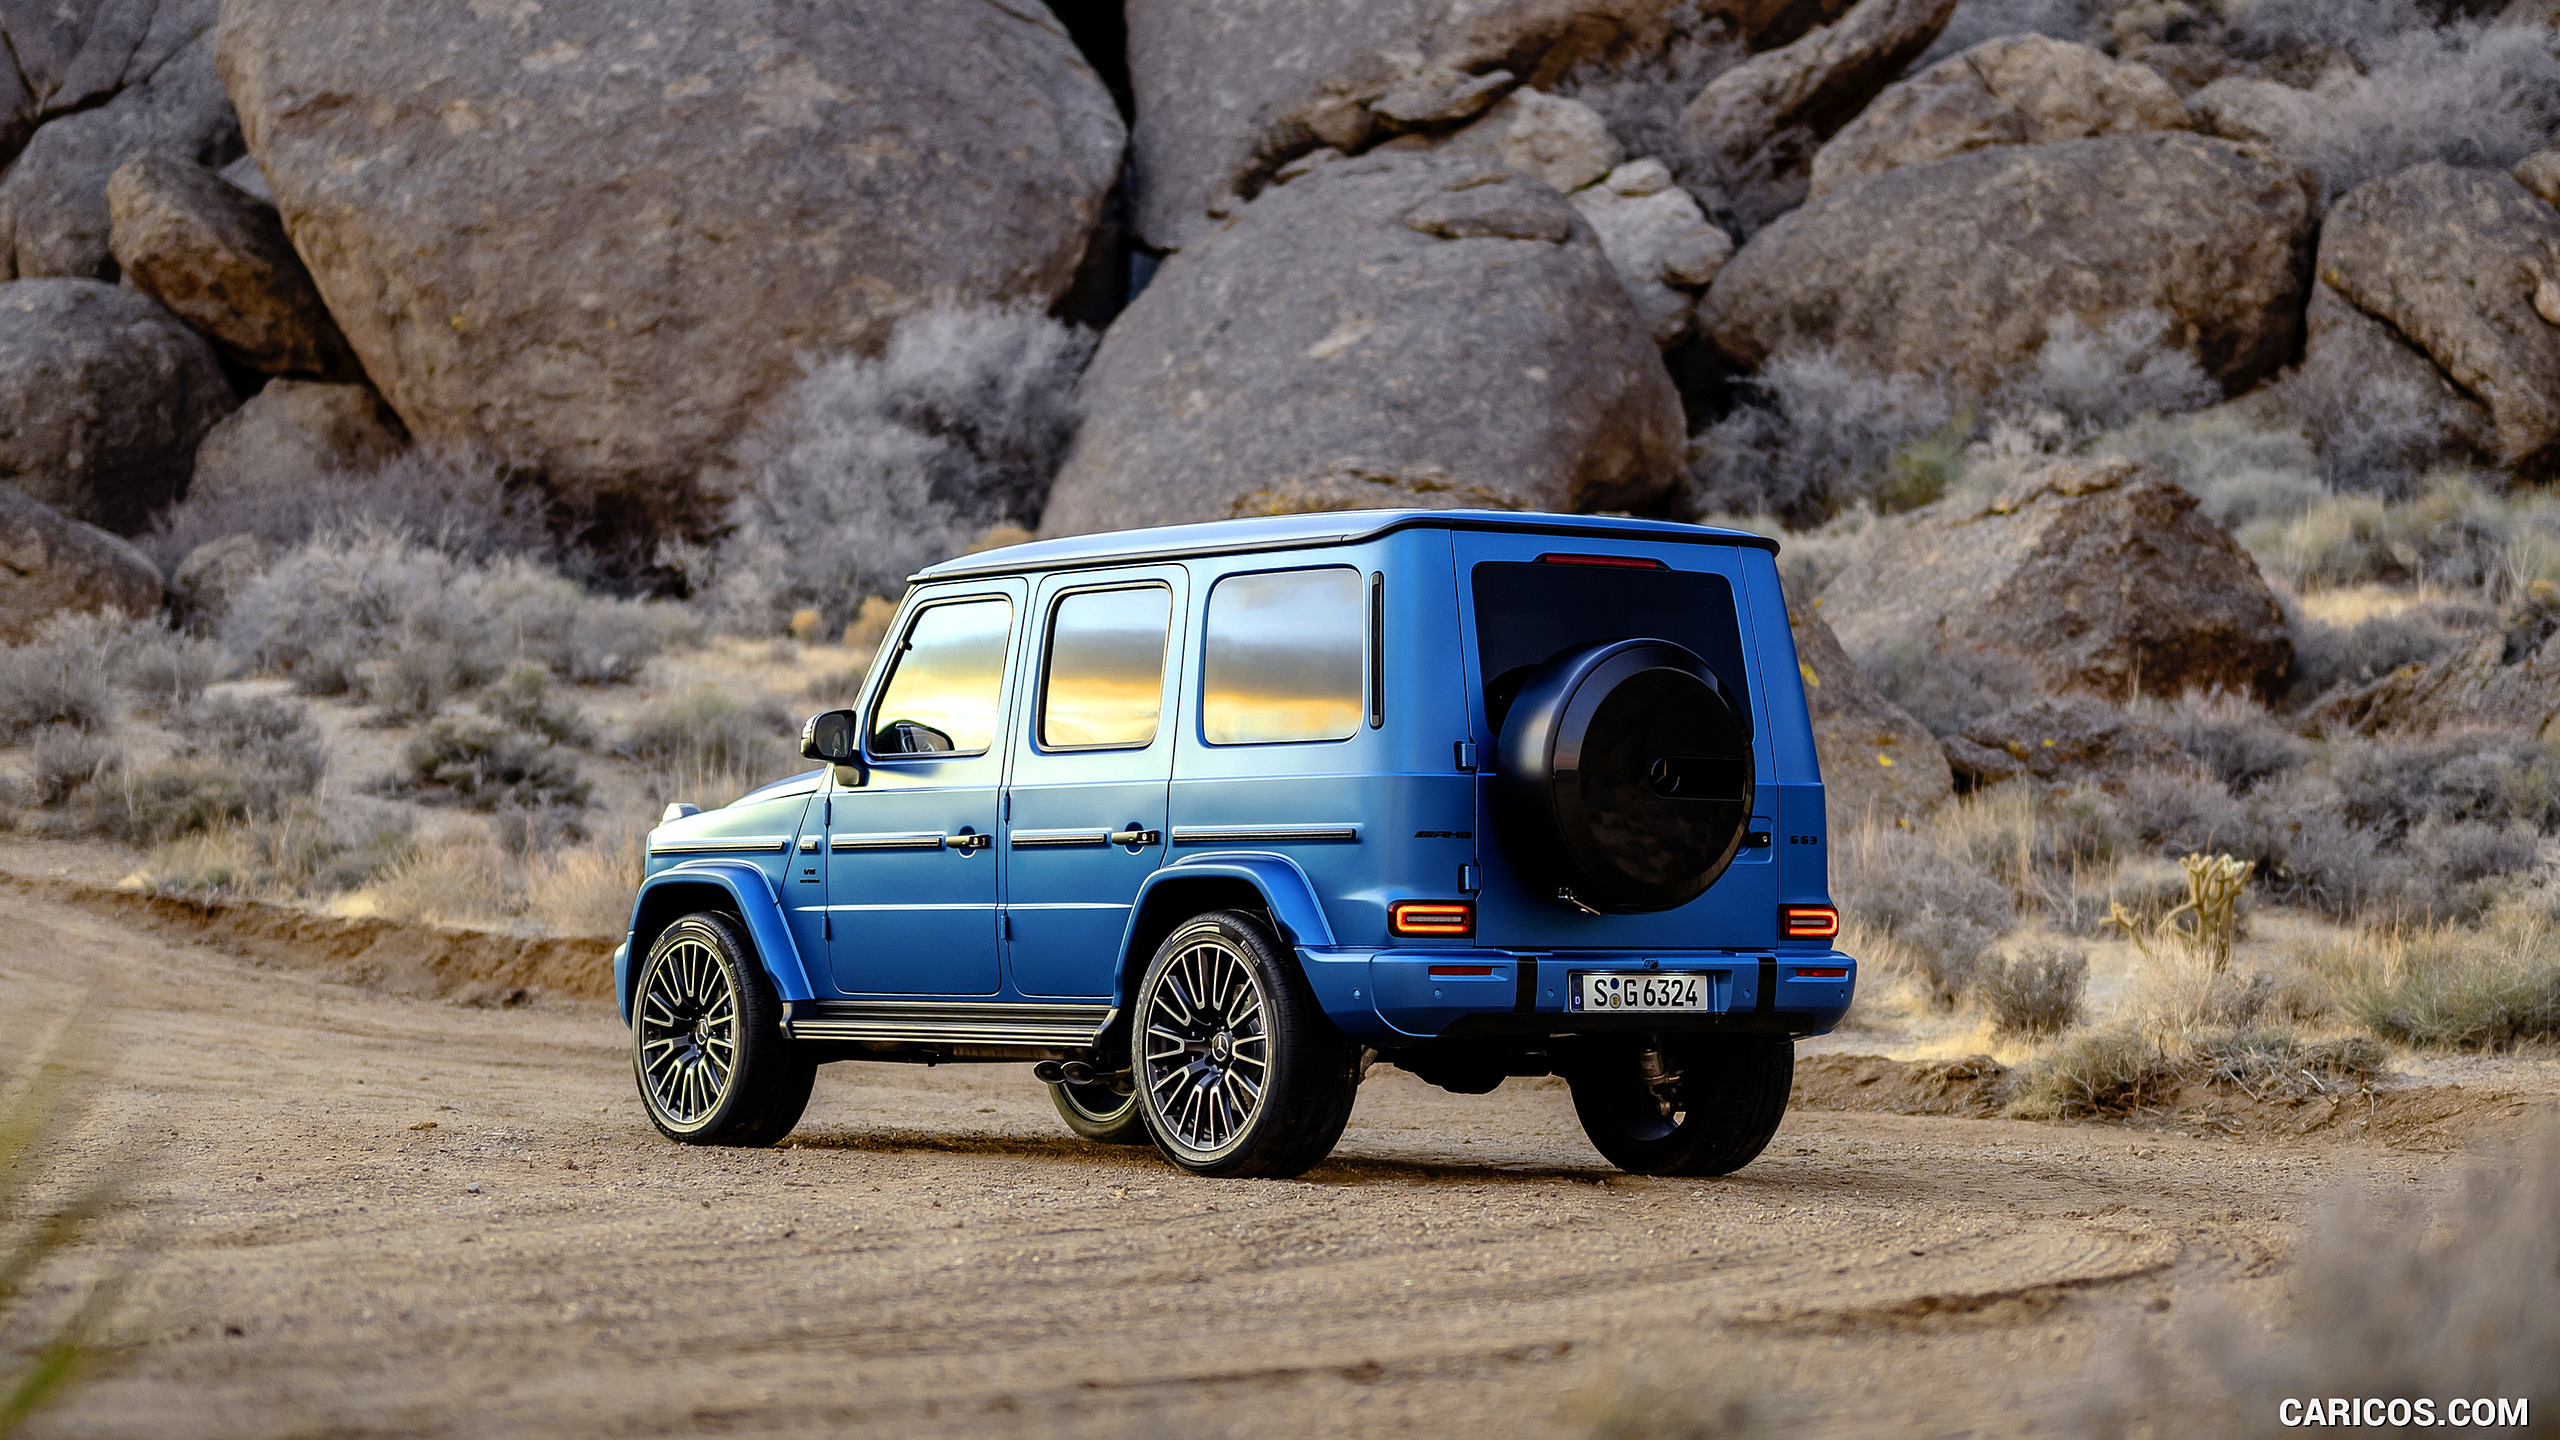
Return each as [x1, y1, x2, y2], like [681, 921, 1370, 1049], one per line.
[1461, 863, 1481, 894]
[1001, 912, 1013, 941]
[1455, 741, 1478, 771]
[1002, 792, 1012, 821]
[823, 913, 832, 942]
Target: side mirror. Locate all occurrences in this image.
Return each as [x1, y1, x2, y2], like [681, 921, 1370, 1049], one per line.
[800, 709, 861, 765]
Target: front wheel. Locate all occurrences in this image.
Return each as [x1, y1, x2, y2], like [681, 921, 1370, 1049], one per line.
[1133, 910, 1362, 1179]
[1567, 1036, 1792, 1176]
[632, 912, 815, 1146]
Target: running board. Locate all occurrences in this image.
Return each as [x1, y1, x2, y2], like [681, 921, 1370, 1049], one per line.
[782, 1000, 1112, 1048]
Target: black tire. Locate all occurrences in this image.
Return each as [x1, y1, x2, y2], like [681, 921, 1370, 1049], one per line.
[1567, 1036, 1792, 1177]
[1493, 638, 1754, 914]
[631, 912, 816, 1147]
[1049, 1079, 1150, 1145]
[1132, 910, 1362, 1179]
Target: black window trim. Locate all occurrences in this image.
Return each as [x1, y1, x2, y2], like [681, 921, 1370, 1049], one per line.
[862, 591, 1016, 764]
[1199, 562, 1369, 749]
[1032, 579, 1176, 755]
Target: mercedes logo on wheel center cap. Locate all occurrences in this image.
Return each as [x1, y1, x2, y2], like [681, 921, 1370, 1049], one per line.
[1209, 1031, 1234, 1064]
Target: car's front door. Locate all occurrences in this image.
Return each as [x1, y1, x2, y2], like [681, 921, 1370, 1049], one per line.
[1002, 567, 1185, 999]
[827, 584, 1024, 996]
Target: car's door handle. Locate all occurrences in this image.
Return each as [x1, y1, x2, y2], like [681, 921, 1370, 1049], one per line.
[942, 831, 992, 851]
[1107, 827, 1161, 847]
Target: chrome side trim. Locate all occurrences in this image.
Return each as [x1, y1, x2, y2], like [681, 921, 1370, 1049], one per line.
[1170, 824, 1362, 845]
[782, 1000, 1112, 1047]
[1010, 828, 1110, 849]
[646, 836, 791, 855]
[831, 831, 947, 852]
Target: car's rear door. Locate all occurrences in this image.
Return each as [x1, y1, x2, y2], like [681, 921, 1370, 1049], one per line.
[1001, 565, 1187, 999]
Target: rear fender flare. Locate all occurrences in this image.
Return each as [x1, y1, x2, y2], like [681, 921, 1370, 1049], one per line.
[621, 859, 818, 1025]
[1116, 853, 1338, 1008]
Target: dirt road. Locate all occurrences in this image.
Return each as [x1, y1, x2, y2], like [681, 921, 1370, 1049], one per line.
[0, 880, 2534, 1440]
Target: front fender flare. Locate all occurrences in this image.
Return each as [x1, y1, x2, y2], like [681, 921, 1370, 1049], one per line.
[622, 859, 818, 1024]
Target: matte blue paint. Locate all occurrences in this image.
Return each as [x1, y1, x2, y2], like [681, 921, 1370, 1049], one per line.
[624, 858, 819, 1019]
[631, 510, 1847, 1047]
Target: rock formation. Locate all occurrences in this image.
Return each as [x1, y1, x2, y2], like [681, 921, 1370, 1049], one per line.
[1791, 604, 1953, 822]
[107, 155, 359, 380]
[0, 485, 165, 642]
[0, 279, 234, 533]
[1040, 152, 1682, 536]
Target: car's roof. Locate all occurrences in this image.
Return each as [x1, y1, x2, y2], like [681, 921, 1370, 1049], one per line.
[911, 509, 1778, 583]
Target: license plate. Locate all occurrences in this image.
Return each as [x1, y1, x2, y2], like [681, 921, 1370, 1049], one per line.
[1572, 972, 1709, 1012]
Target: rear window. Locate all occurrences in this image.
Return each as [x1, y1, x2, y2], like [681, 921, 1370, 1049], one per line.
[1470, 561, 1750, 737]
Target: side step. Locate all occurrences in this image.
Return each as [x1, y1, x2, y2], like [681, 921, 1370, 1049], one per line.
[781, 999, 1111, 1048]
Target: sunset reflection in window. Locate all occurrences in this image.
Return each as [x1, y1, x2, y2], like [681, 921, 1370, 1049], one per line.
[1202, 567, 1363, 745]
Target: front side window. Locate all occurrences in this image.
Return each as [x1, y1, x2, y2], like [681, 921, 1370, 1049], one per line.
[1040, 585, 1172, 749]
[869, 596, 1012, 756]
[1202, 567, 1363, 745]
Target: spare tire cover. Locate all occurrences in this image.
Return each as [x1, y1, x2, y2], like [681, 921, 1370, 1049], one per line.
[1493, 639, 1755, 913]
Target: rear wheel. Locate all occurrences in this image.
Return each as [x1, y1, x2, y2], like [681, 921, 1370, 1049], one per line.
[1133, 910, 1361, 1179]
[632, 912, 815, 1147]
[1567, 1036, 1792, 1176]
[1049, 1078, 1149, 1145]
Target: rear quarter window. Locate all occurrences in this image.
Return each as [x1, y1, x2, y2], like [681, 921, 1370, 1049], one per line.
[1202, 566, 1364, 745]
[1471, 561, 1751, 737]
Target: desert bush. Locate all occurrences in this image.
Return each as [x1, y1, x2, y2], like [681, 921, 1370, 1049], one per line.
[2283, 602, 2469, 702]
[1857, 636, 2039, 737]
[618, 686, 799, 803]
[2098, 407, 2332, 530]
[476, 662, 593, 747]
[175, 694, 329, 816]
[522, 824, 647, 938]
[2185, 1027, 2387, 1100]
[377, 716, 591, 812]
[221, 527, 683, 718]
[2136, 1116, 2560, 1435]
[2246, 473, 2560, 595]
[1834, 818, 2017, 1002]
[703, 303, 1093, 637]
[146, 799, 416, 898]
[1683, 348, 1962, 524]
[2230, 6, 2560, 203]
[2140, 690, 2310, 792]
[1977, 944, 2088, 1037]
[0, 634, 115, 744]
[2006, 1023, 2178, 1119]
[1554, 1, 1748, 187]
[138, 446, 552, 575]
[2305, 903, 2560, 1048]
[2000, 311, 2221, 436]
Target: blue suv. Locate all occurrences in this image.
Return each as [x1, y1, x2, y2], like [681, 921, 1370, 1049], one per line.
[616, 510, 1852, 1178]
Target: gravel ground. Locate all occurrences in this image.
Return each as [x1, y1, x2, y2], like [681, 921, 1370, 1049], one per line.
[2, 880, 2544, 1440]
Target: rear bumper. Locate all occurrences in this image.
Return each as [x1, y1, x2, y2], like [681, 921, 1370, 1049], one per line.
[1299, 945, 1856, 1045]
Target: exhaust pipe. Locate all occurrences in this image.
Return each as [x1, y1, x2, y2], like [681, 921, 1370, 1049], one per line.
[1059, 1060, 1098, 1085]
[1032, 1061, 1067, 1085]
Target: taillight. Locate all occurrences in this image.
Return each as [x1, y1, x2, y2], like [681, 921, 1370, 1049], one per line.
[1391, 901, 1475, 938]
[1535, 552, 1664, 569]
[1427, 965, 1493, 977]
[1791, 966, 1849, 979]
[1782, 905, 1840, 939]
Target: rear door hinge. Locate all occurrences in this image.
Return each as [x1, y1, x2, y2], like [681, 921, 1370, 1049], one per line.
[1455, 741, 1478, 771]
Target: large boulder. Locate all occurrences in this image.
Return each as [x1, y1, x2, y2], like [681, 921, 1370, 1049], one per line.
[1039, 152, 1683, 536]
[1417, 88, 1623, 194]
[0, 279, 234, 533]
[1570, 159, 1734, 345]
[1940, 698, 2204, 793]
[2315, 164, 2560, 469]
[0, 485, 164, 642]
[186, 381, 405, 507]
[2307, 605, 2560, 740]
[218, 0, 1124, 536]
[1790, 604, 1952, 822]
[106, 154, 359, 379]
[1819, 457, 2293, 701]
[1703, 132, 2314, 397]
[1807, 34, 2186, 199]
[0, 30, 238, 280]
[1677, 0, 1958, 231]
[2188, 76, 2332, 156]
[0, 0, 215, 167]
[1124, 0, 1857, 252]
[2289, 283, 2494, 471]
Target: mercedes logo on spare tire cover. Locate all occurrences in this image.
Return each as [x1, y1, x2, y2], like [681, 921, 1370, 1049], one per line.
[1492, 639, 1754, 913]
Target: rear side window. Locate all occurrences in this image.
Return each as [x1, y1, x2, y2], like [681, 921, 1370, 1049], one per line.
[1202, 567, 1363, 745]
[1040, 585, 1172, 749]
[869, 597, 1012, 755]
[1471, 561, 1751, 737]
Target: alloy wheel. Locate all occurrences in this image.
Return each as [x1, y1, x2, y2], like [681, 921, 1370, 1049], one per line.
[1139, 934, 1271, 1152]
[637, 936, 739, 1126]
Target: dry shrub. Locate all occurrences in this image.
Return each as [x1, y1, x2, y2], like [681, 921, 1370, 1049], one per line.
[24, 694, 331, 849]
[2006, 1024, 2177, 1119]
[145, 799, 416, 898]
[2283, 601, 2471, 703]
[2303, 904, 2560, 1049]
[138, 446, 552, 575]
[1977, 944, 2089, 1037]
[523, 825, 646, 939]
[1833, 814, 2016, 1003]
[2138, 690, 2309, 793]
[2118, 1117, 2560, 1436]
[701, 302, 1093, 637]
[1857, 635, 2040, 738]
[1682, 348, 1959, 524]
[220, 525, 686, 721]
[476, 661, 593, 747]
[1552, 0, 1750, 194]
[366, 834, 525, 931]
[376, 716, 591, 812]
[2247, 473, 2560, 596]
[2184, 1027, 2386, 1101]
[618, 686, 800, 807]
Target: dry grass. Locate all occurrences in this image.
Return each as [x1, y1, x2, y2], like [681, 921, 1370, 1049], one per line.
[2300, 903, 2560, 1050]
